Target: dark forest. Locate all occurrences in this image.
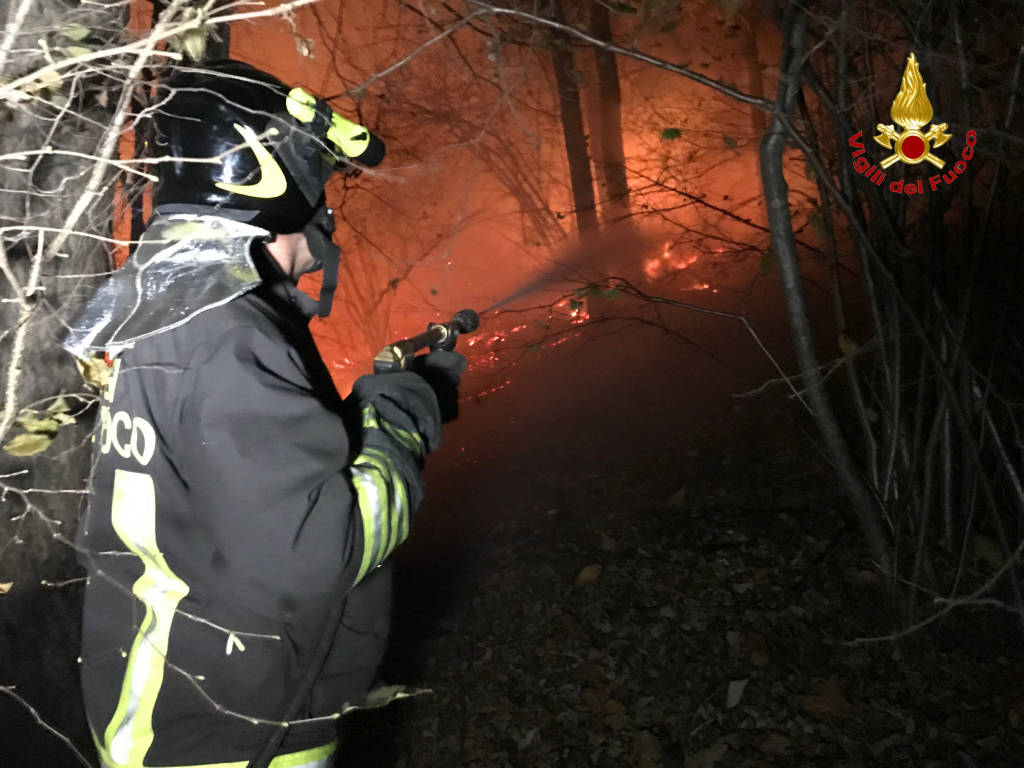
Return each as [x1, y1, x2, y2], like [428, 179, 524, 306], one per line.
[1, 1, 1023, 766]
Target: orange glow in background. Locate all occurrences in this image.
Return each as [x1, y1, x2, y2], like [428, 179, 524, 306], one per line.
[117, 2, 815, 399]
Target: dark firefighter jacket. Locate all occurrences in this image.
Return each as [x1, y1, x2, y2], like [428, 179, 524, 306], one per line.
[75, 237, 441, 768]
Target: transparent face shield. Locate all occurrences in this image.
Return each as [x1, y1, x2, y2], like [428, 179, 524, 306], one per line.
[277, 88, 380, 318]
[63, 216, 269, 360]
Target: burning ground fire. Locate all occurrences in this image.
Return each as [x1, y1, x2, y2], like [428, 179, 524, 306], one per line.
[325, 241, 720, 399]
[460, 305, 587, 401]
[644, 242, 715, 291]
[451, 242, 723, 400]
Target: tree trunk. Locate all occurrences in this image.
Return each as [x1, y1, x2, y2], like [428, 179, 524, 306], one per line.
[741, 8, 767, 138]
[549, 2, 598, 238]
[759, 7, 893, 577]
[589, 3, 630, 225]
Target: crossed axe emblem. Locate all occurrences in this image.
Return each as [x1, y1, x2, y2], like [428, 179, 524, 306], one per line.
[874, 122, 952, 169]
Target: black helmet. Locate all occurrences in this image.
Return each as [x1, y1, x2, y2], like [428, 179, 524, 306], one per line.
[152, 59, 385, 233]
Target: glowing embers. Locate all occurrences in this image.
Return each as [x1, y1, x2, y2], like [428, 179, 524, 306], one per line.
[467, 331, 505, 348]
[644, 242, 698, 280]
[544, 333, 576, 348]
[466, 377, 513, 402]
[466, 326, 514, 370]
[556, 298, 591, 325]
[463, 300, 587, 386]
[465, 324, 527, 350]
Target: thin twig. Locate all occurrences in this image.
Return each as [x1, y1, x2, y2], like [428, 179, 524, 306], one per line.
[0, 0, 34, 76]
[0, 149, 159, 181]
[43, 0, 192, 261]
[849, 534, 1024, 645]
[0, 261, 34, 444]
[41, 577, 88, 588]
[465, 3, 774, 111]
[618, 280, 811, 412]
[0, 0, 319, 102]
[0, 686, 95, 768]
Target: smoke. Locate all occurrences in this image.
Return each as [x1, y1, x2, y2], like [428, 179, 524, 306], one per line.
[481, 226, 656, 314]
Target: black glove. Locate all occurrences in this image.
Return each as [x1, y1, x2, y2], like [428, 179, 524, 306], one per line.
[350, 371, 443, 454]
[409, 348, 467, 424]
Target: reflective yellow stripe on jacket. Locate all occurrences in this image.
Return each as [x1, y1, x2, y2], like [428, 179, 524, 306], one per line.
[351, 404, 423, 582]
[103, 469, 189, 766]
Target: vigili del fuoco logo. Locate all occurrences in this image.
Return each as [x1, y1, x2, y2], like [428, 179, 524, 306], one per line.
[847, 52, 977, 195]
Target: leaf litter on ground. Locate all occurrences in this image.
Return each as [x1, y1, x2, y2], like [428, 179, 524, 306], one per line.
[339, 401, 1024, 767]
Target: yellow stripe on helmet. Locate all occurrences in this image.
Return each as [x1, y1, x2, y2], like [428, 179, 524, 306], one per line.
[285, 87, 372, 161]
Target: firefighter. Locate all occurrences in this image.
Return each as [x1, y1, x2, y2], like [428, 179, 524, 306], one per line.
[64, 59, 464, 768]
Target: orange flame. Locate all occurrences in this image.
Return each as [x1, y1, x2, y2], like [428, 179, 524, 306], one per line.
[644, 242, 700, 280]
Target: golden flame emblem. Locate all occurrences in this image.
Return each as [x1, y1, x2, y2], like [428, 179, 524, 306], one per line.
[890, 52, 933, 129]
[874, 53, 952, 168]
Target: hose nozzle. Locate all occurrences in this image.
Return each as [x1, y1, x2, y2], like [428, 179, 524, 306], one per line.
[374, 308, 480, 373]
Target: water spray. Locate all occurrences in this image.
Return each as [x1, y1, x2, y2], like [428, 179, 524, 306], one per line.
[480, 260, 585, 315]
[479, 227, 648, 315]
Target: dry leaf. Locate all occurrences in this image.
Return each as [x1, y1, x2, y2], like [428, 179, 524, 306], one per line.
[838, 332, 858, 356]
[0, 582, 12, 594]
[3, 432, 54, 457]
[973, 533, 1004, 571]
[74, 355, 111, 391]
[667, 485, 687, 507]
[686, 738, 729, 768]
[759, 731, 791, 755]
[176, 28, 207, 62]
[633, 730, 662, 767]
[61, 23, 90, 41]
[726, 678, 748, 708]
[46, 397, 71, 414]
[603, 697, 628, 730]
[15, 413, 59, 434]
[743, 630, 770, 667]
[801, 675, 854, 717]
[600, 533, 617, 552]
[34, 69, 63, 93]
[576, 564, 602, 586]
[341, 684, 431, 714]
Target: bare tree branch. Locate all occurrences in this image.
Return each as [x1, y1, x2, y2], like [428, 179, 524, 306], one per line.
[0, 685, 96, 768]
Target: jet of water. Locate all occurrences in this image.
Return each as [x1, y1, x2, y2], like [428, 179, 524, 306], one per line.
[481, 227, 651, 314]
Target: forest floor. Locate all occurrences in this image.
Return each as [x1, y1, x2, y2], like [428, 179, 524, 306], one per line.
[339, 394, 1024, 768]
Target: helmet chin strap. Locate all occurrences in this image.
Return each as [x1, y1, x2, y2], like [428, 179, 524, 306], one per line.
[303, 205, 340, 318]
